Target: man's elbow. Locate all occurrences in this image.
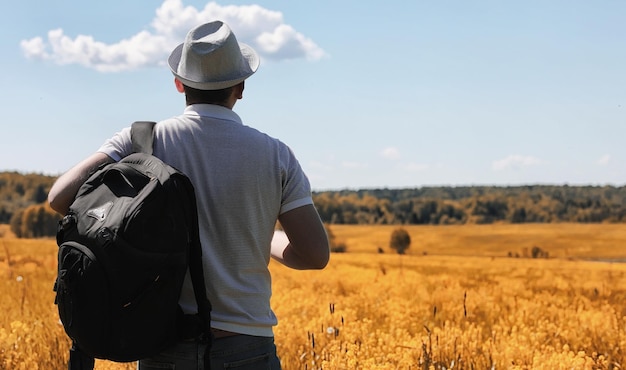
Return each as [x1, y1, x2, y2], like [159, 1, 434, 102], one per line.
[48, 190, 68, 215]
[310, 242, 330, 269]
[312, 257, 329, 270]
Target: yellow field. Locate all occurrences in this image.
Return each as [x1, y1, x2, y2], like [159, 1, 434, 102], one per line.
[331, 223, 626, 259]
[1, 223, 626, 369]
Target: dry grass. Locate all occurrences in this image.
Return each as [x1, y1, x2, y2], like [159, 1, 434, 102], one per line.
[330, 223, 626, 259]
[1, 224, 625, 369]
[273, 253, 626, 369]
[0, 224, 15, 239]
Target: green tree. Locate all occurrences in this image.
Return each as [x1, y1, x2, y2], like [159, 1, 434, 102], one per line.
[389, 228, 411, 255]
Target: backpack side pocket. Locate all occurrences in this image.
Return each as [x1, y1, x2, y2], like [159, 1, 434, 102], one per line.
[55, 241, 111, 357]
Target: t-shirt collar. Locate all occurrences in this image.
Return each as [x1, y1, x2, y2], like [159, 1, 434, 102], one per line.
[183, 104, 243, 125]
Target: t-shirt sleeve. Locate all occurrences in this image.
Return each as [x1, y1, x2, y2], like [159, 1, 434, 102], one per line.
[97, 127, 133, 161]
[279, 144, 313, 215]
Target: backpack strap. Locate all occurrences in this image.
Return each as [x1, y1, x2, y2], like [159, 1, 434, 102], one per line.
[184, 179, 213, 365]
[131, 121, 157, 155]
[68, 342, 95, 370]
[131, 120, 213, 363]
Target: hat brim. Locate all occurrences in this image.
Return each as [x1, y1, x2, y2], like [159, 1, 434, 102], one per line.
[168, 42, 260, 90]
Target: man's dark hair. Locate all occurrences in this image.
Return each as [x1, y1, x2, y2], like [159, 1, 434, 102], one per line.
[183, 85, 234, 106]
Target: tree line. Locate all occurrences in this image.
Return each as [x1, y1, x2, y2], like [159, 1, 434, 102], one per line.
[0, 171, 624, 238]
[0, 172, 60, 238]
[312, 185, 626, 224]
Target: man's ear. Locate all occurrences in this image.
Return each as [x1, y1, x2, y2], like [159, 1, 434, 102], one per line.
[235, 81, 245, 99]
[174, 78, 185, 93]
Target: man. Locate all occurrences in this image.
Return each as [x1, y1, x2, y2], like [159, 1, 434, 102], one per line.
[48, 20, 330, 369]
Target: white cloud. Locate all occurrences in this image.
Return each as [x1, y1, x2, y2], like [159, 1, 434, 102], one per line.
[492, 155, 543, 171]
[257, 24, 326, 61]
[20, 0, 327, 72]
[597, 154, 611, 166]
[20, 37, 47, 59]
[380, 147, 401, 160]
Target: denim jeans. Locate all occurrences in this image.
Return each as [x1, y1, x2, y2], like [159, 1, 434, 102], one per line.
[137, 335, 281, 369]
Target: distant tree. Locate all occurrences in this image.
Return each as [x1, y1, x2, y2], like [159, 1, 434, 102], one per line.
[14, 183, 25, 196]
[509, 207, 527, 223]
[29, 184, 48, 203]
[0, 172, 58, 224]
[468, 196, 508, 224]
[0, 207, 10, 224]
[531, 245, 549, 259]
[10, 203, 60, 238]
[389, 228, 411, 255]
[10, 208, 24, 238]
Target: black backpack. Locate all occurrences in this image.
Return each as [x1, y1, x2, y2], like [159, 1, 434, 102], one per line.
[54, 121, 212, 369]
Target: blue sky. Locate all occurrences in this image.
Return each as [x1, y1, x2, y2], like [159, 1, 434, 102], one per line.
[2, 0, 625, 190]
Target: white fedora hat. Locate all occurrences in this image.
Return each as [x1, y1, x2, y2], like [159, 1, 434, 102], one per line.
[168, 21, 259, 90]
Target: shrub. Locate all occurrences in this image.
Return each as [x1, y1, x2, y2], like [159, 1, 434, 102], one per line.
[389, 228, 411, 255]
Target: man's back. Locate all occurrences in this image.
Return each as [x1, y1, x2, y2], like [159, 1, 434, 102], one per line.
[100, 103, 312, 336]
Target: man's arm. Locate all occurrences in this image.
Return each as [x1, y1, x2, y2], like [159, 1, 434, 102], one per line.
[48, 152, 114, 215]
[273, 204, 330, 270]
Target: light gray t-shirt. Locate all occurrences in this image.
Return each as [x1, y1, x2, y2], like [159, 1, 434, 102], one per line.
[98, 104, 313, 337]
